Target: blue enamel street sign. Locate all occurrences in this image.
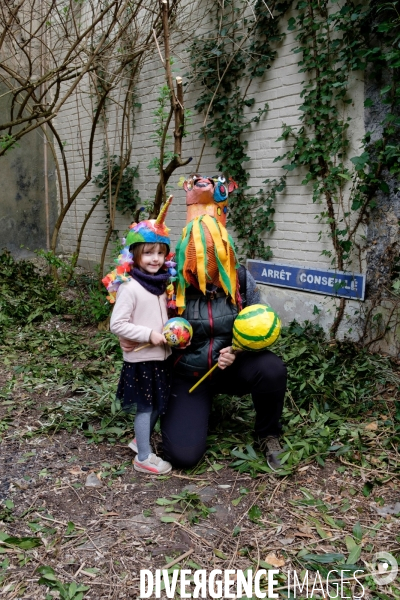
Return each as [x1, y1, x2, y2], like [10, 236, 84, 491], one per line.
[246, 259, 365, 301]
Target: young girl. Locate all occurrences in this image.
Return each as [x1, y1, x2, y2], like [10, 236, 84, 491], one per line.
[107, 204, 175, 474]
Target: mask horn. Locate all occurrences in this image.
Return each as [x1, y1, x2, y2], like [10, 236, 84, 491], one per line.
[155, 195, 173, 226]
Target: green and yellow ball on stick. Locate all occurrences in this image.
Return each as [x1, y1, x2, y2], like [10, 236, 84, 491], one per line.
[189, 304, 281, 393]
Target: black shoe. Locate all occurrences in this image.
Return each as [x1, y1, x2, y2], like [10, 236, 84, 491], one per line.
[260, 436, 283, 471]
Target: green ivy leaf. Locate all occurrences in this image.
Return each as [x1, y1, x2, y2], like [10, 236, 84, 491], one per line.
[0, 535, 42, 550]
[213, 549, 228, 560]
[345, 535, 356, 552]
[380, 84, 392, 95]
[362, 481, 374, 497]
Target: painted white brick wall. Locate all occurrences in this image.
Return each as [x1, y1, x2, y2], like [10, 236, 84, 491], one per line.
[55, 1, 366, 332]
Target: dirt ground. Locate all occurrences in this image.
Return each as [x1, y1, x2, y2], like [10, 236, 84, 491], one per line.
[0, 324, 399, 599]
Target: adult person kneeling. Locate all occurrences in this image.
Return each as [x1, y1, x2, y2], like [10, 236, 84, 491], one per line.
[120, 173, 287, 471]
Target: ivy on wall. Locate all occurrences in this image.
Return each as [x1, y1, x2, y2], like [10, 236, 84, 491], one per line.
[358, 0, 400, 347]
[275, 0, 373, 336]
[190, 0, 399, 345]
[189, 0, 291, 259]
[362, 1, 400, 184]
[277, 0, 400, 339]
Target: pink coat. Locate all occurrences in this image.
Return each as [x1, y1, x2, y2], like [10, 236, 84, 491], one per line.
[110, 279, 171, 363]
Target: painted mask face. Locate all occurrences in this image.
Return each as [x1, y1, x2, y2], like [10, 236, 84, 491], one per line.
[183, 173, 237, 226]
[184, 174, 215, 204]
[213, 176, 230, 203]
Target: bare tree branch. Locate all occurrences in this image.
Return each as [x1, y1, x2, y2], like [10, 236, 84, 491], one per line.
[151, 1, 191, 217]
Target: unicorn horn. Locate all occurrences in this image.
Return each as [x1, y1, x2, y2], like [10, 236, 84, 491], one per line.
[155, 195, 173, 226]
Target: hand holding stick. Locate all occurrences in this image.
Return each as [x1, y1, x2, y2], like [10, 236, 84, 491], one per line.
[134, 330, 165, 352]
[189, 347, 238, 394]
[188, 304, 282, 393]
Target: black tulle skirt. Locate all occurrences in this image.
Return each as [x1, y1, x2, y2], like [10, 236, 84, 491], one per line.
[116, 360, 171, 414]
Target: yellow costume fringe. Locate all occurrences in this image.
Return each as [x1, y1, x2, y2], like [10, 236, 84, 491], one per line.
[175, 215, 238, 314]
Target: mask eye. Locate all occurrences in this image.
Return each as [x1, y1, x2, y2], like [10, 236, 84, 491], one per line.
[218, 176, 226, 184]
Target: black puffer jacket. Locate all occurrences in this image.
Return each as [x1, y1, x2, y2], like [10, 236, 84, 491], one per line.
[172, 289, 238, 379]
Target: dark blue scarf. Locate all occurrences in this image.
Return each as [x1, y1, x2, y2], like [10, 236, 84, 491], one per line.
[130, 267, 169, 296]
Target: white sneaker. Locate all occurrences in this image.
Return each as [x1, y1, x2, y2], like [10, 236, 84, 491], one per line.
[128, 438, 138, 453]
[134, 453, 172, 475]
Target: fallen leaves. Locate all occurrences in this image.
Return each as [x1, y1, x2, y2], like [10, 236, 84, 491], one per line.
[67, 466, 83, 476]
[365, 422, 378, 431]
[264, 552, 285, 568]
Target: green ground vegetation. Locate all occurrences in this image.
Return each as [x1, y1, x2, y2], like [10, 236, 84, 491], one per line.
[1, 251, 399, 485]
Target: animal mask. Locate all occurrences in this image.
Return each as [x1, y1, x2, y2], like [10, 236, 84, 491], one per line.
[183, 174, 237, 226]
[175, 175, 239, 313]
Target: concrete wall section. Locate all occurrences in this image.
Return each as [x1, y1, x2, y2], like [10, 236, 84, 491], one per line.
[0, 85, 57, 257]
[258, 283, 361, 342]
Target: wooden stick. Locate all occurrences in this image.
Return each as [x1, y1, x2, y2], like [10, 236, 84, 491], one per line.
[73, 562, 86, 578]
[189, 346, 241, 393]
[133, 343, 151, 352]
[161, 548, 194, 570]
[189, 362, 219, 393]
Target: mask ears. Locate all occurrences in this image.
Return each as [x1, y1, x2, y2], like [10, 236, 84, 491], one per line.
[228, 178, 238, 193]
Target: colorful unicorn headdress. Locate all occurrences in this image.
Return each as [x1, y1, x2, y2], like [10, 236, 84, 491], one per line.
[175, 174, 239, 313]
[125, 197, 172, 248]
[102, 196, 176, 304]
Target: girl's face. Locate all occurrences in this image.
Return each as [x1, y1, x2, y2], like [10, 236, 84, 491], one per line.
[137, 244, 166, 275]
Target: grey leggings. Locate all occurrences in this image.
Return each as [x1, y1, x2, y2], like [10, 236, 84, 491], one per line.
[135, 409, 159, 461]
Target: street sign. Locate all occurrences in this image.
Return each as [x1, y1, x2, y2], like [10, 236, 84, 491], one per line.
[246, 259, 365, 301]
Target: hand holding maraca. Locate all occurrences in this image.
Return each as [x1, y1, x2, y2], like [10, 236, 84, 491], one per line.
[189, 304, 281, 393]
[149, 330, 168, 346]
[218, 346, 236, 369]
[133, 317, 193, 352]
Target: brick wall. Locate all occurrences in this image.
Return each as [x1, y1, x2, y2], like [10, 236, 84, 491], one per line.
[56, 2, 366, 336]
[58, 5, 364, 268]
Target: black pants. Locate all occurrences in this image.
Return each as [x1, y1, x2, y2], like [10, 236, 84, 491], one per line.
[161, 350, 287, 468]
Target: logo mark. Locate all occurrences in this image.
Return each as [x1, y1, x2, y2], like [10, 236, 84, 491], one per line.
[370, 552, 398, 585]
